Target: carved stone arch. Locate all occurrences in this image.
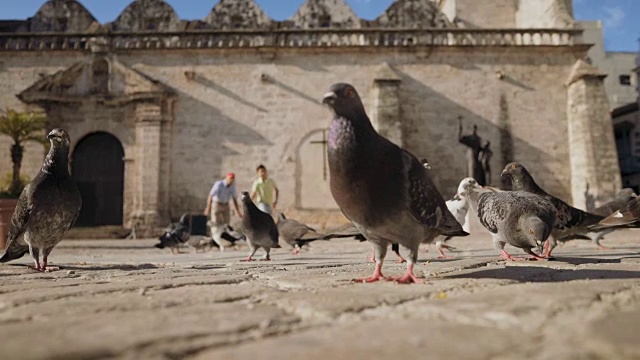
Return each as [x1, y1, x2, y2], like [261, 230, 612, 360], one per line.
[376, 0, 454, 29]
[71, 132, 125, 226]
[290, 0, 360, 29]
[110, 0, 183, 32]
[18, 56, 177, 235]
[204, 0, 271, 30]
[25, 0, 100, 33]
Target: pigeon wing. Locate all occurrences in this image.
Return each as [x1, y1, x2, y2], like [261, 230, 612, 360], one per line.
[0, 184, 34, 262]
[589, 197, 640, 229]
[551, 197, 602, 230]
[476, 192, 508, 234]
[403, 150, 467, 236]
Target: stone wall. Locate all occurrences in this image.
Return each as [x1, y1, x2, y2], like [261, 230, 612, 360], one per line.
[290, 0, 360, 29]
[107, 0, 184, 32]
[204, 0, 271, 30]
[516, 0, 574, 29]
[0, 45, 589, 225]
[374, 0, 450, 28]
[106, 46, 578, 215]
[21, 0, 99, 33]
[454, 0, 517, 28]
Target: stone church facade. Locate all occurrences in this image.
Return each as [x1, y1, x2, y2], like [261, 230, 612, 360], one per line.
[0, 0, 621, 232]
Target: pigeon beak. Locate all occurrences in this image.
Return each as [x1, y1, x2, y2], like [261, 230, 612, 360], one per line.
[500, 169, 511, 178]
[322, 91, 337, 105]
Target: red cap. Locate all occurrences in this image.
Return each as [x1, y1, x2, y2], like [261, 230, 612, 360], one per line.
[226, 172, 235, 178]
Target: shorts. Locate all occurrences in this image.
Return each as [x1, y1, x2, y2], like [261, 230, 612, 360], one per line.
[212, 202, 230, 226]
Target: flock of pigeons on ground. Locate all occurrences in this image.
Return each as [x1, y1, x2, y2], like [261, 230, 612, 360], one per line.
[1, 83, 640, 284]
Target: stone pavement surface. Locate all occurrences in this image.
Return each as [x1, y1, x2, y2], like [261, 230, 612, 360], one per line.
[1, 231, 640, 360]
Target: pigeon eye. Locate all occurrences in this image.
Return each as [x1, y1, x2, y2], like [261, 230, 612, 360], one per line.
[345, 88, 355, 98]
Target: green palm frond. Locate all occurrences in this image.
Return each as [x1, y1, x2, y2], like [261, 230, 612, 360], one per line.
[0, 108, 48, 144]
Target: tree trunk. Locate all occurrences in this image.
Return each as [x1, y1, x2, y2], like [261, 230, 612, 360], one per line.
[10, 142, 23, 196]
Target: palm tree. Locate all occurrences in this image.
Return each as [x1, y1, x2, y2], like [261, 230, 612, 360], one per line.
[0, 109, 48, 197]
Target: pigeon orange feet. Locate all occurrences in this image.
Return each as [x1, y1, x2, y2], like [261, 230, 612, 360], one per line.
[524, 249, 546, 261]
[436, 249, 455, 259]
[500, 250, 527, 261]
[387, 264, 424, 284]
[353, 263, 386, 283]
[240, 257, 256, 262]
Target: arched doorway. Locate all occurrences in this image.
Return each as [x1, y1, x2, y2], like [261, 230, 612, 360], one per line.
[72, 132, 125, 226]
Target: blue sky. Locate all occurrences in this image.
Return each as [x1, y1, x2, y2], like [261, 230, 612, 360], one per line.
[2, 0, 639, 52]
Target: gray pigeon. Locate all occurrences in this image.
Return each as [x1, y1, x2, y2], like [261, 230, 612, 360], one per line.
[155, 213, 191, 254]
[589, 192, 640, 231]
[239, 192, 281, 261]
[461, 180, 555, 260]
[277, 213, 328, 254]
[186, 235, 214, 253]
[501, 162, 603, 258]
[558, 188, 637, 249]
[322, 83, 468, 283]
[0, 128, 81, 272]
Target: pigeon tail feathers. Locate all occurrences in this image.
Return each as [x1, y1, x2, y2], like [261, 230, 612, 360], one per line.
[0, 242, 29, 263]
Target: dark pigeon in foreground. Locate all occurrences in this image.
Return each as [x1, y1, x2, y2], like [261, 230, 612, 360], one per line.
[461, 180, 555, 260]
[0, 128, 81, 272]
[560, 188, 637, 248]
[155, 213, 191, 254]
[240, 192, 281, 261]
[322, 83, 468, 284]
[501, 162, 604, 258]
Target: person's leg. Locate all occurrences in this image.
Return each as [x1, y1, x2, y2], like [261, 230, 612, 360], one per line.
[211, 203, 230, 252]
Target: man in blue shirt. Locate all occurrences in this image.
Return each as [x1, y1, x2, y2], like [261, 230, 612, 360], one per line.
[204, 172, 242, 251]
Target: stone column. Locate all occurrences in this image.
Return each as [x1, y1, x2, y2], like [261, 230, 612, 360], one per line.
[130, 102, 170, 235]
[566, 59, 621, 209]
[371, 63, 403, 146]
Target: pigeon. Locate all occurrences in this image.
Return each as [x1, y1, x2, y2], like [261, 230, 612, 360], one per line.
[558, 188, 637, 249]
[186, 235, 214, 253]
[155, 213, 191, 254]
[461, 180, 555, 260]
[0, 128, 82, 272]
[588, 192, 640, 231]
[207, 217, 246, 251]
[277, 213, 329, 254]
[239, 191, 281, 261]
[501, 162, 604, 257]
[433, 178, 476, 259]
[322, 83, 468, 283]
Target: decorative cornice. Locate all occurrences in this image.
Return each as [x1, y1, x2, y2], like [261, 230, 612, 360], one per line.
[17, 54, 176, 105]
[0, 28, 584, 52]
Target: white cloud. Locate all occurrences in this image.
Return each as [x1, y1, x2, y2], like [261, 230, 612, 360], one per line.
[602, 6, 625, 29]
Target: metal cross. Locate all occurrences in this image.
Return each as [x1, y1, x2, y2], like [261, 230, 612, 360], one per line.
[310, 129, 329, 180]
